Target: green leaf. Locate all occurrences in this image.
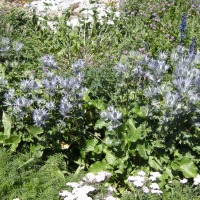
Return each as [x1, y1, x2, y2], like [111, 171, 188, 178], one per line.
[27, 126, 43, 139]
[126, 119, 143, 142]
[103, 136, 114, 147]
[148, 156, 162, 171]
[116, 158, 127, 170]
[28, 126, 43, 134]
[171, 162, 179, 170]
[4, 136, 21, 151]
[94, 119, 111, 130]
[51, 170, 65, 181]
[103, 148, 116, 165]
[82, 138, 98, 152]
[76, 42, 80, 51]
[176, 158, 198, 178]
[2, 111, 12, 136]
[90, 100, 106, 111]
[165, 167, 173, 180]
[83, 91, 90, 101]
[0, 134, 8, 143]
[136, 142, 148, 160]
[132, 107, 146, 119]
[87, 161, 109, 174]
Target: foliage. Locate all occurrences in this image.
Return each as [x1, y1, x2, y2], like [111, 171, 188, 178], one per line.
[1, 0, 200, 199]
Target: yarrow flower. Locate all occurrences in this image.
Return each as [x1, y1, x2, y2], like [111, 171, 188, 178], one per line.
[137, 171, 146, 177]
[150, 172, 162, 178]
[149, 183, 160, 190]
[142, 186, 149, 193]
[194, 175, 200, 185]
[151, 189, 163, 195]
[180, 178, 188, 184]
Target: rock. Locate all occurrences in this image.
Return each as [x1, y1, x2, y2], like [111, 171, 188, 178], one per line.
[71, 2, 81, 11]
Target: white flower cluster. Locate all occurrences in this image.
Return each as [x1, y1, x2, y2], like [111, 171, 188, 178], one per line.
[180, 178, 188, 184]
[128, 171, 163, 195]
[194, 174, 200, 185]
[59, 172, 119, 200]
[83, 172, 112, 183]
[180, 174, 200, 185]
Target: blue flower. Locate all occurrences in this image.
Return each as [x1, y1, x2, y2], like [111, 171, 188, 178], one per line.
[59, 97, 73, 118]
[33, 108, 49, 127]
[179, 13, 187, 44]
[189, 37, 197, 54]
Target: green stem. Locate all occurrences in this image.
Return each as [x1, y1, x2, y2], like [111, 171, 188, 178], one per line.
[158, 119, 166, 141]
[126, 77, 129, 114]
[145, 104, 152, 131]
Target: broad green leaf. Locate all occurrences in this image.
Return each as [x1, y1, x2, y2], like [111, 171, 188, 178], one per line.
[165, 167, 173, 180]
[127, 119, 142, 142]
[136, 142, 148, 160]
[82, 138, 98, 152]
[103, 136, 114, 147]
[148, 156, 162, 171]
[4, 136, 21, 151]
[171, 162, 179, 170]
[2, 111, 12, 136]
[132, 107, 146, 119]
[87, 161, 109, 174]
[0, 134, 8, 143]
[176, 158, 198, 178]
[90, 100, 106, 111]
[103, 148, 116, 165]
[94, 119, 111, 130]
[116, 158, 127, 170]
[83, 91, 90, 101]
[28, 126, 43, 135]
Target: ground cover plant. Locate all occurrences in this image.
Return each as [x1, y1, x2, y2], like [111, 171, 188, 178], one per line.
[1, 0, 200, 199]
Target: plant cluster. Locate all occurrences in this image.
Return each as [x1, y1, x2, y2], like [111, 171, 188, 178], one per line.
[1, 0, 200, 199]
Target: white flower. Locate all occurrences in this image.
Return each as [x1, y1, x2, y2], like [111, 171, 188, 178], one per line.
[149, 183, 160, 190]
[108, 185, 116, 192]
[73, 185, 96, 196]
[128, 176, 145, 183]
[151, 189, 163, 195]
[194, 182, 200, 185]
[194, 174, 200, 185]
[77, 196, 92, 200]
[97, 171, 112, 178]
[168, 181, 173, 184]
[82, 173, 96, 183]
[142, 186, 149, 193]
[137, 170, 146, 177]
[64, 194, 76, 200]
[95, 174, 106, 182]
[149, 176, 157, 181]
[180, 178, 188, 184]
[150, 172, 162, 178]
[133, 181, 144, 187]
[13, 199, 20, 200]
[104, 196, 120, 200]
[66, 182, 80, 188]
[59, 190, 72, 197]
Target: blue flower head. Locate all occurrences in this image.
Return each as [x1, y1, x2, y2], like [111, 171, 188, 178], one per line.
[189, 37, 197, 54]
[179, 13, 187, 44]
